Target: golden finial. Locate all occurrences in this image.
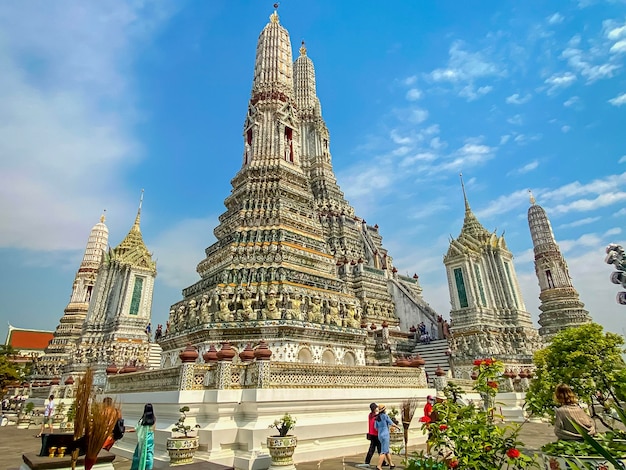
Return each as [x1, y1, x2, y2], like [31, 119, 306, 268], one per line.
[100, 209, 106, 223]
[300, 40, 307, 56]
[529, 189, 536, 205]
[270, 3, 279, 23]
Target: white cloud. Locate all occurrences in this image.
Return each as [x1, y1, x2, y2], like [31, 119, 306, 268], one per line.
[406, 88, 422, 101]
[500, 135, 511, 145]
[563, 96, 580, 107]
[561, 125, 571, 133]
[547, 13, 565, 25]
[400, 152, 438, 168]
[542, 172, 626, 201]
[608, 93, 626, 106]
[476, 189, 529, 219]
[149, 217, 217, 289]
[545, 72, 577, 94]
[606, 22, 626, 41]
[427, 41, 502, 102]
[403, 75, 417, 86]
[557, 216, 601, 229]
[459, 85, 493, 101]
[619, 155, 626, 164]
[507, 114, 524, 125]
[550, 192, 626, 214]
[610, 40, 626, 54]
[506, 93, 532, 105]
[410, 108, 429, 123]
[0, 1, 177, 251]
[508, 160, 539, 176]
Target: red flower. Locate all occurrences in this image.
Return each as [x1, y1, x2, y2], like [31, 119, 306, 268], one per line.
[439, 424, 448, 431]
[506, 448, 521, 458]
[473, 359, 482, 366]
[487, 381, 498, 389]
[419, 416, 431, 423]
[448, 460, 459, 468]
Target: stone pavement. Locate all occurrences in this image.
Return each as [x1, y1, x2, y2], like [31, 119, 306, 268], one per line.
[0, 421, 556, 469]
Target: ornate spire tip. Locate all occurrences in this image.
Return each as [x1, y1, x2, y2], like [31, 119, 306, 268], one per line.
[528, 189, 536, 205]
[300, 40, 307, 56]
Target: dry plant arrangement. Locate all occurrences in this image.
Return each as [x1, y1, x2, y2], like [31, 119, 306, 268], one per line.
[401, 397, 419, 459]
[70, 368, 119, 470]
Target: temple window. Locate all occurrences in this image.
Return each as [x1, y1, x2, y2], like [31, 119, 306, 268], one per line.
[129, 276, 144, 315]
[504, 262, 519, 308]
[546, 269, 555, 289]
[454, 268, 469, 308]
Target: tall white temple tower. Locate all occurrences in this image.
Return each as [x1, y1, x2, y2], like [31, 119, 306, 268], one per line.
[444, 177, 541, 377]
[158, 8, 439, 369]
[69, 194, 156, 385]
[34, 214, 108, 379]
[527, 192, 592, 340]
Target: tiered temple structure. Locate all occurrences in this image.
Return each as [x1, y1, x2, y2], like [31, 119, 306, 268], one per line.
[527, 192, 592, 339]
[32, 214, 109, 380]
[67, 194, 157, 386]
[444, 178, 541, 378]
[158, 10, 438, 368]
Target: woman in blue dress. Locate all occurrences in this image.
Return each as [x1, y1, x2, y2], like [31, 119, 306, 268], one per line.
[374, 404, 400, 470]
[130, 403, 156, 470]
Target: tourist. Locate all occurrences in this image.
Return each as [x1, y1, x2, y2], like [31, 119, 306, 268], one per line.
[129, 403, 156, 470]
[102, 397, 123, 451]
[35, 394, 55, 438]
[363, 402, 387, 467]
[554, 383, 595, 441]
[374, 404, 399, 470]
[420, 395, 436, 456]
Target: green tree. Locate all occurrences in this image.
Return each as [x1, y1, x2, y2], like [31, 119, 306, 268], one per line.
[0, 345, 25, 391]
[525, 323, 625, 423]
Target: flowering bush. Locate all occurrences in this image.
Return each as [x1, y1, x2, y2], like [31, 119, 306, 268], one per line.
[408, 359, 537, 470]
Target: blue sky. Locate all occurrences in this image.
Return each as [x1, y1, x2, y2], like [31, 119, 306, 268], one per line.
[1, 1, 625, 343]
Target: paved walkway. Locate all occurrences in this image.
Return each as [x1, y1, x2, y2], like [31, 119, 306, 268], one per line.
[0, 421, 556, 469]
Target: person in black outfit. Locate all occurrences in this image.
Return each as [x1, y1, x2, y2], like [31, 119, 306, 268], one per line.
[364, 402, 388, 467]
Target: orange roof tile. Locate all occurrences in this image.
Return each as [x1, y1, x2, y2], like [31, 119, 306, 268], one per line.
[7, 330, 54, 350]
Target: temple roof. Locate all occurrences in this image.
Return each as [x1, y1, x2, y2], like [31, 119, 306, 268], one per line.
[110, 193, 156, 272]
[5, 326, 54, 350]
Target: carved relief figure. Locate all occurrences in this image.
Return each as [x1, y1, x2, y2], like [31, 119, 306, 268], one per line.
[200, 294, 212, 323]
[237, 289, 258, 321]
[217, 291, 235, 322]
[308, 296, 323, 323]
[343, 303, 360, 328]
[326, 299, 342, 326]
[188, 299, 199, 327]
[262, 289, 283, 320]
[286, 292, 303, 320]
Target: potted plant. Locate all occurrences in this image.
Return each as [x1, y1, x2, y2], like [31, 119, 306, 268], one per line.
[17, 401, 35, 429]
[166, 406, 200, 466]
[267, 413, 297, 468]
[387, 406, 404, 446]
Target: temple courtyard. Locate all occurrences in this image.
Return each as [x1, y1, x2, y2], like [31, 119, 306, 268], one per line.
[1, 420, 559, 469]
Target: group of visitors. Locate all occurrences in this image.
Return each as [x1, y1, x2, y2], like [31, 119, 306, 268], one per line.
[363, 402, 399, 469]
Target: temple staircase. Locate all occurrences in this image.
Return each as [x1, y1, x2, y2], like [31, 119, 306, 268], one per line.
[411, 338, 451, 386]
[147, 342, 162, 370]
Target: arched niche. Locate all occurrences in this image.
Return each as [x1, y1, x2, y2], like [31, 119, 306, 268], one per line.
[343, 351, 356, 366]
[321, 350, 336, 365]
[298, 348, 313, 364]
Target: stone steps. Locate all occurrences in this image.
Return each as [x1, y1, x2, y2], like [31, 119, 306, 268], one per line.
[411, 338, 451, 385]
